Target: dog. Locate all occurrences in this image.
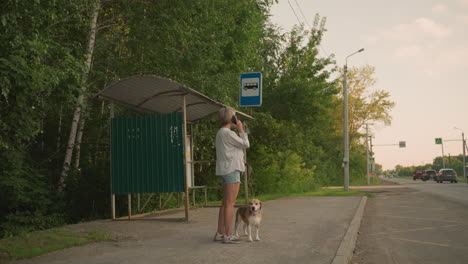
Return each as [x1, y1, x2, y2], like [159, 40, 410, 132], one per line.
[234, 199, 263, 242]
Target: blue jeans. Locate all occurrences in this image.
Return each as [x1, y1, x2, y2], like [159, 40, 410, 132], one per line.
[219, 170, 241, 184]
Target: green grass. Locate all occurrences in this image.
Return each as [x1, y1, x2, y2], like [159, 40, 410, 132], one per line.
[0, 228, 113, 263]
[205, 188, 372, 206]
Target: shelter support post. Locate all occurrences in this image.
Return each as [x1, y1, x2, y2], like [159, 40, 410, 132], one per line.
[128, 194, 131, 220]
[110, 103, 115, 220]
[244, 149, 248, 205]
[183, 96, 190, 221]
[111, 195, 115, 220]
[137, 194, 140, 212]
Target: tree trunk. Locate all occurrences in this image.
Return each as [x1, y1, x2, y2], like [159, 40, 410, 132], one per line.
[56, 105, 63, 152]
[59, 0, 101, 193]
[73, 112, 85, 170]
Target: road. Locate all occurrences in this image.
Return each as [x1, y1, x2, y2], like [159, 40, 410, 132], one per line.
[351, 178, 468, 264]
[386, 177, 468, 205]
[14, 196, 362, 264]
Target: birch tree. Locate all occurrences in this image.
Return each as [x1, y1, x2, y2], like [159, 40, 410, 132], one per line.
[59, 0, 101, 193]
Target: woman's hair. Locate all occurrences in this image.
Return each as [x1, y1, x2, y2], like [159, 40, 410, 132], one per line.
[218, 107, 236, 126]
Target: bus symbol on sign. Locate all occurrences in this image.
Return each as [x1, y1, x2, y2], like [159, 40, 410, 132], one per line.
[240, 72, 262, 107]
[435, 138, 442, 145]
[243, 82, 258, 90]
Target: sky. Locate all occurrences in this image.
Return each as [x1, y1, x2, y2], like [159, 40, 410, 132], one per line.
[269, 0, 468, 170]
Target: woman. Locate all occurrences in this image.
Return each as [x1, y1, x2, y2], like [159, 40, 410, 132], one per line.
[213, 107, 250, 244]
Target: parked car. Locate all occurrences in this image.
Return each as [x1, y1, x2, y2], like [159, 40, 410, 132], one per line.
[413, 170, 428, 181]
[435, 168, 458, 183]
[425, 170, 437, 180]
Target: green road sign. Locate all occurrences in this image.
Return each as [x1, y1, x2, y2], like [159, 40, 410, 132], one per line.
[435, 138, 442, 145]
[369, 157, 375, 164]
[399, 141, 406, 148]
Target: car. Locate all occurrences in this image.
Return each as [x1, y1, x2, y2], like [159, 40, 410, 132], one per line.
[413, 170, 428, 181]
[435, 168, 458, 183]
[425, 170, 437, 180]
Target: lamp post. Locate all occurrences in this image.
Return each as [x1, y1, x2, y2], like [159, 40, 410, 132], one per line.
[343, 48, 364, 191]
[454, 127, 466, 183]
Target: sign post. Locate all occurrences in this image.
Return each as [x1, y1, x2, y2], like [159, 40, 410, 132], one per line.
[435, 138, 445, 168]
[240, 72, 262, 107]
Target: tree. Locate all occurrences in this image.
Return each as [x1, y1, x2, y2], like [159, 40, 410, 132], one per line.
[335, 65, 395, 146]
[59, 0, 101, 193]
[0, 0, 93, 236]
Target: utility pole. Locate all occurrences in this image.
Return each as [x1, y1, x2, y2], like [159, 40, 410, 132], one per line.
[343, 48, 365, 192]
[441, 142, 445, 168]
[343, 63, 349, 191]
[462, 132, 466, 183]
[370, 136, 374, 178]
[366, 124, 370, 185]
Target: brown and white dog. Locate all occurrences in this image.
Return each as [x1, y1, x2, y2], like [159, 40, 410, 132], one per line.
[234, 199, 263, 242]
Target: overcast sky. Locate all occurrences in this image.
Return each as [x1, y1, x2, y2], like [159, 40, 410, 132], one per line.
[270, 0, 468, 170]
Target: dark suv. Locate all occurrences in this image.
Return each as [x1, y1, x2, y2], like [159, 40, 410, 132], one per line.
[435, 169, 458, 183]
[413, 170, 428, 181]
[425, 170, 437, 180]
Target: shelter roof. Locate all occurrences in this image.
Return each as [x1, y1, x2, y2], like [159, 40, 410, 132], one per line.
[96, 75, 253, 122]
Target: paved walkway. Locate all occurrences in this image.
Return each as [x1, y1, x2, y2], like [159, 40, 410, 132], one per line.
[14, 196, 363, 264]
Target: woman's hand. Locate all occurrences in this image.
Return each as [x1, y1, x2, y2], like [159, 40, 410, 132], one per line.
[235, 120, 245, 133]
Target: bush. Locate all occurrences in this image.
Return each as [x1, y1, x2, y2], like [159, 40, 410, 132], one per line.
[251, 147, 317, 195]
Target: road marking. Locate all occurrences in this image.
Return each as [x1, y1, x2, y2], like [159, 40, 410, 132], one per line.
[366, 227, 434, 236]
[380, 205, 446, 210]
[365, 225, 460, 236]
[441, 225, 458, 228]
[390, 236, 449, 247]
[377, 215, 466, 224]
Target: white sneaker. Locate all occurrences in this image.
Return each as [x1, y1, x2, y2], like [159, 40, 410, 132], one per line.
[222, 234, 241, 244]
[213, 232, 224, 241]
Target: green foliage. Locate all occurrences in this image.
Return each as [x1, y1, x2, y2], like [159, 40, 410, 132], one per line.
[0, 0, 384, 238]
[251, 147, 316, 194]
[395, 154, 466, 177]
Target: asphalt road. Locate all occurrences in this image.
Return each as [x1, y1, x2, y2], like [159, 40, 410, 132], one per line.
[351, 178, 468, 264]
[14, 196, 362, 264]
[386, 177, 468, 205]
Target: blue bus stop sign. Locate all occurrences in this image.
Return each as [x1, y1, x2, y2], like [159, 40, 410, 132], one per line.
[240, 72, 262, 107]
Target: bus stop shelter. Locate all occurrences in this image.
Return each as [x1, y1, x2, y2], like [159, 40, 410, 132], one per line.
[97, 75, 253, 221]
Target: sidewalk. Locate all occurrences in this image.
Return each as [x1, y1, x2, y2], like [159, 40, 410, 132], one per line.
[13, 196, 365, 264]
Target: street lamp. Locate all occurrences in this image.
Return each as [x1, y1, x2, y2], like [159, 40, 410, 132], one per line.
[454, 127, 466, 183]
[343, 48, 365, 191]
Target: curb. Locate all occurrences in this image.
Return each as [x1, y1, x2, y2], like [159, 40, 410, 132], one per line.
[331, 195, 367, 264]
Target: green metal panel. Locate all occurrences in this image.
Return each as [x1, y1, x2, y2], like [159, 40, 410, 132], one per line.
[111, 113, 185, 194]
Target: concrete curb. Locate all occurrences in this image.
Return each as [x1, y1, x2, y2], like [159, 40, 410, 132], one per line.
[331, 196, 368, 264]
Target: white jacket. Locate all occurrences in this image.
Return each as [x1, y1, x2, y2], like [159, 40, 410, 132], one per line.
[215, 127, 250, 175]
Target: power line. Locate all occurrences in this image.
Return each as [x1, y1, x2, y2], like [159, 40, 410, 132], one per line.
[287, 0, 303, 27]
[294, 0, 311, 28]
[288, 0, 330, 58]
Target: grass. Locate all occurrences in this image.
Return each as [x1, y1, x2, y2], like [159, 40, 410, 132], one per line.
[205, 188, 372, 206]
[0, 228, 113, 264]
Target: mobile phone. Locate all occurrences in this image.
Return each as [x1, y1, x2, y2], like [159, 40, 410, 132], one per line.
[231, 115, 237, 125]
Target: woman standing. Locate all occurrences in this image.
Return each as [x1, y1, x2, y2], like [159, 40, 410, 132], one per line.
[213, 107, 250, 244]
